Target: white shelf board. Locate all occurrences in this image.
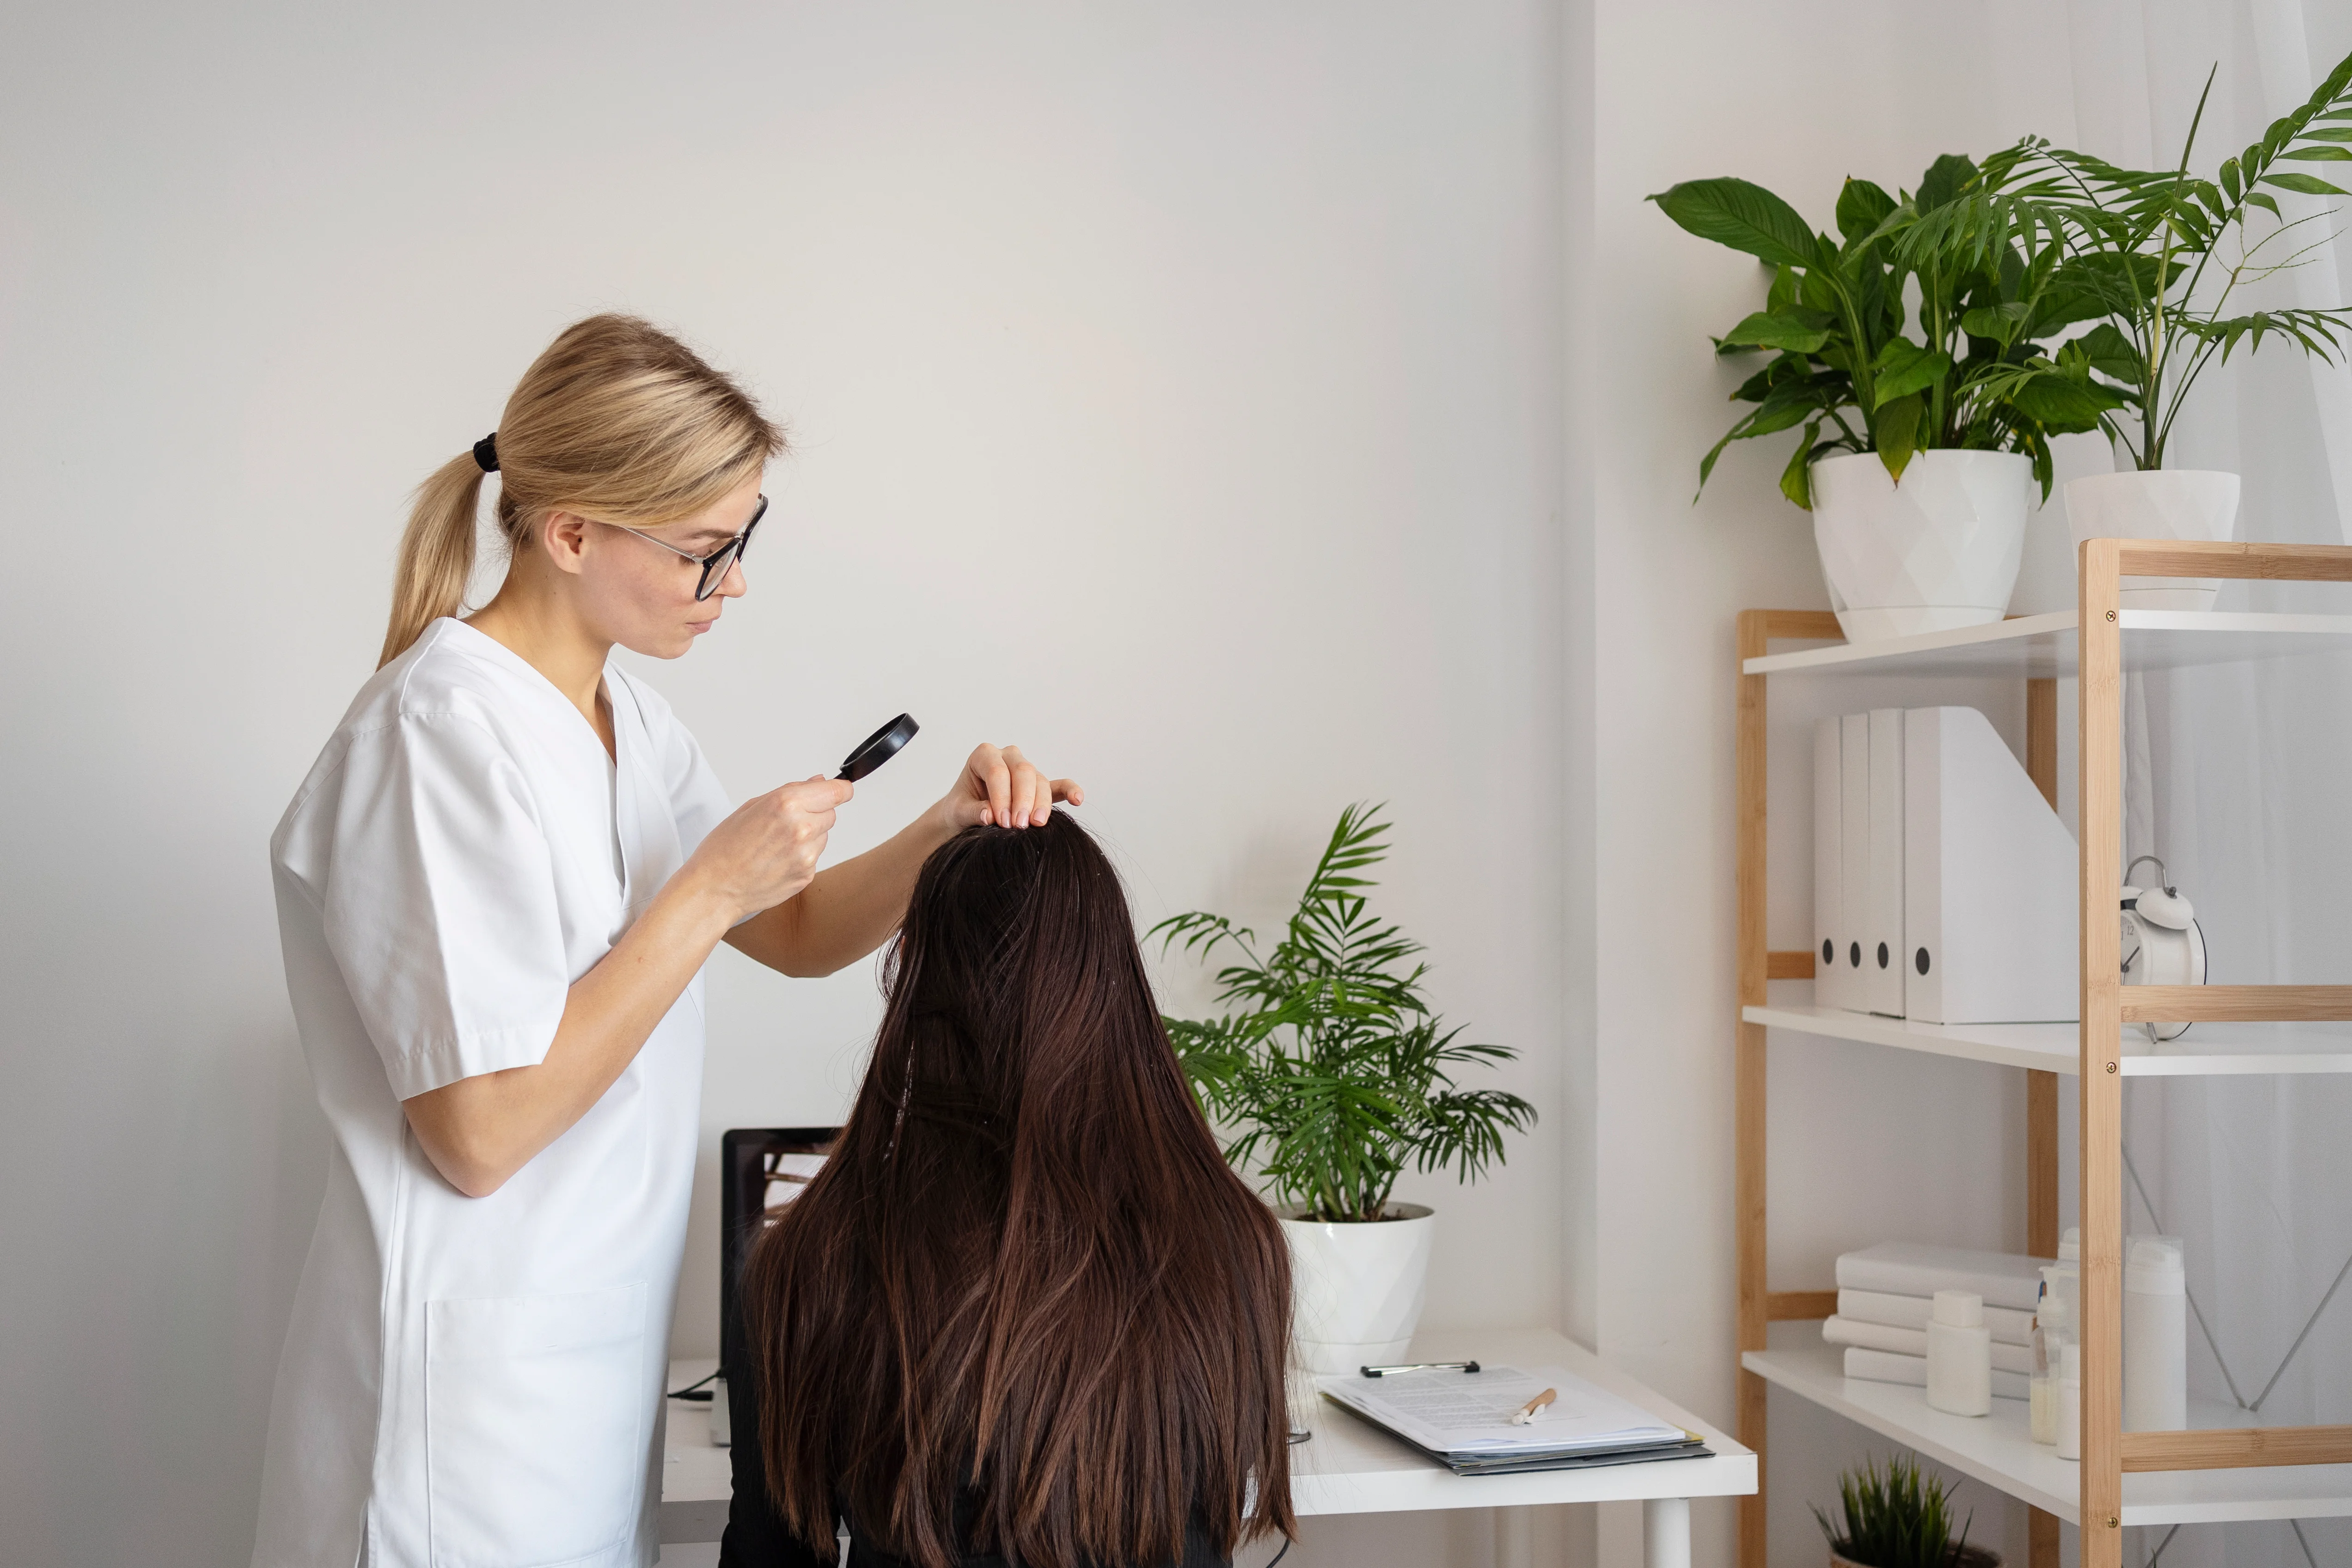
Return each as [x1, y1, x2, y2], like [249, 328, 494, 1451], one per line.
[1747, 1346, 2352, 1526]
[1747, 1004, 2077, 1074]
[1747, 1004, 2352, 1077]
[1741, 610, 2352, 679]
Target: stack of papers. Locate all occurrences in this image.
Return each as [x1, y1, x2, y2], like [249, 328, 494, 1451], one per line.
[1316, 1365, 1708, 1476]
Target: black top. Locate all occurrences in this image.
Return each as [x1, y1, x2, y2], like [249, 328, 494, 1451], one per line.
[715, 1364, 1233, 1568]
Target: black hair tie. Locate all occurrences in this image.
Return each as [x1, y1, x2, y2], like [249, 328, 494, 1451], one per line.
[472, 433, 500, 473]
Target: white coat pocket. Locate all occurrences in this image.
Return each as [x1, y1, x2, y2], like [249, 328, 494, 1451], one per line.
[425, 1281, 650, 1568]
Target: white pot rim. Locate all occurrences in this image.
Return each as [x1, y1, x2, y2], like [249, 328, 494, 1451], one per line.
[1274, 1201, 1434, 1227]
[1812, 448, 2032, 470]
[2066, 467, 2239, 483]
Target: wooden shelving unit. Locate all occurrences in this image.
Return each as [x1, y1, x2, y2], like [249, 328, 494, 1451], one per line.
[1735, 543, 2352, 1568]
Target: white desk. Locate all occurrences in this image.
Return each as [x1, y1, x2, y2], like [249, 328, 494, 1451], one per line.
[662, 1328, 1753, 1568]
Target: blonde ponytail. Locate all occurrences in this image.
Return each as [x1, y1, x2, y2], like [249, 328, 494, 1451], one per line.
[378, 314, 786, 667]
[380, 453, 489, 668]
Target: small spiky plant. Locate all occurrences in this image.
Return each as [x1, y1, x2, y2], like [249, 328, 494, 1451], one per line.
[1814, 1454, 1979, 1568]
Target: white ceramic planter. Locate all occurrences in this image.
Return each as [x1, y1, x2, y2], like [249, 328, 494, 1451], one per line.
[1810, 450, 2032, 641]
[2064, 469, 2241, 611]
[1278, 1202, 1435, 1375]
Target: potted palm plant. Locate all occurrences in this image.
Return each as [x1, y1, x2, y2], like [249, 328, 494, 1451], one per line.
[1151, 805, 1535, 1374]
[1945, 48, 2352, 607]
[1815, 1454, 1997, 1568]
[1652, 155, 2115, 640]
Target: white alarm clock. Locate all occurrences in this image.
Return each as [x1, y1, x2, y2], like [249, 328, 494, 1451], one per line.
[2120, 855, 2206, 1043]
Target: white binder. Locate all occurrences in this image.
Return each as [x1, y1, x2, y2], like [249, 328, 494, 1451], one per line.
[1865, 708, 1905, 1016]
[1839, 713, 1870, 1013]
[1903, 706, 2079, 1023]
[1813, 717, 1845, 1010]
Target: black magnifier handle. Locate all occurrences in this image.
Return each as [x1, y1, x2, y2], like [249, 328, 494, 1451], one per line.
[837, 714, 919, 782]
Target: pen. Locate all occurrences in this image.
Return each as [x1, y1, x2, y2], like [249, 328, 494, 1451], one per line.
[1360, 1360, 1481, 1377]
[1509, 1387, 1558, 1425]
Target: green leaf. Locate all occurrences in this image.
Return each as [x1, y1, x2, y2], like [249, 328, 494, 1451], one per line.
[2220, 157, 2243, 200]
[1728, 353, 1807, 403]
[1836, 178, 1897, 245]
[2301, 126, 2352, 141]
[1766, 263, 1801, 315]
[1871, 338, 1953, 405]
[2266, 171, 2351, 195]
[1798, 262, 1841, 314]
[1742, 398, 1818, 439]
[1648, 178, 1821, 269]
[1779, 423, 1821, 510]
[1915, 153, 1977, 214]
[1876, 394, 1923, 481]
[2283, 145, 2352, 161]
[2077, 322, 2142, 383]
[2009, 372, 2113, 431]
[1961, 301, 2031, 346]
[1720, 310, 1834, 353]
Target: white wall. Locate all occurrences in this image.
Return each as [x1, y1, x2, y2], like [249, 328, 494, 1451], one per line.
[0, 6, 1564, 1566]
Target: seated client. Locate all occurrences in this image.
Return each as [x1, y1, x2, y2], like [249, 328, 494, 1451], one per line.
[722, 811, 1295, 1568]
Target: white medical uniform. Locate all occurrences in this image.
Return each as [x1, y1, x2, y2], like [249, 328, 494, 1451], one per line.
[253, 618, 732, 1568]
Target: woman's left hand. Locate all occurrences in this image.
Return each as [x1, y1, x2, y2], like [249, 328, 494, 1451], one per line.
[936, 743, 1084, 831]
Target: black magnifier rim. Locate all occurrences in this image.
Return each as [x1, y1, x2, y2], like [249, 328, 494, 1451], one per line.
[837, 714, 919, 781]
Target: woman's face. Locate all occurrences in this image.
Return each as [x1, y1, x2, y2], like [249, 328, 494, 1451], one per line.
[541, 474, 764, 659]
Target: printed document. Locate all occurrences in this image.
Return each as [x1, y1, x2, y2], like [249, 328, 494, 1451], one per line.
[1318, 1365, 1686, 1457]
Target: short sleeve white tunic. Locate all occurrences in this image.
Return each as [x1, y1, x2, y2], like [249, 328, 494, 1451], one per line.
[252, 618, 732, 1568]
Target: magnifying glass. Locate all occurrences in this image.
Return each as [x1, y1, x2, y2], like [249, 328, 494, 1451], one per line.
[837, 714, 919, 781]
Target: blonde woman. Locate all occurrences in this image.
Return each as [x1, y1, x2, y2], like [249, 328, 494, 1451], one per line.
[251, 315, 1081, 1568]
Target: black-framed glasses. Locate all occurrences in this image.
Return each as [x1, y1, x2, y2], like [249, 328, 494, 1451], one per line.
[606, 495, 767, 600]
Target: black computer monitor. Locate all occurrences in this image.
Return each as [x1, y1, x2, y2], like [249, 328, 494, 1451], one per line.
[719, 1126, 840, 1379]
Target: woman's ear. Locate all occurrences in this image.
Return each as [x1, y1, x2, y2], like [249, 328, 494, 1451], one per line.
[540, 511, 591, 578]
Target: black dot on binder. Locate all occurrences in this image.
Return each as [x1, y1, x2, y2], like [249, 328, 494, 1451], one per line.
[1850, 942, 1861, 968]
[1916, 947, 1931, 976]
[1877, 942, 1890, 969]
[1822, 940, 1834, 965]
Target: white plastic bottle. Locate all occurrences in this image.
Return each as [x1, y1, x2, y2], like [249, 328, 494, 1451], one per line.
[2124, 1235, 2187, 1431]
[1926, 1289, 1992, 1416]
[2055, 1339, 2082, 1460]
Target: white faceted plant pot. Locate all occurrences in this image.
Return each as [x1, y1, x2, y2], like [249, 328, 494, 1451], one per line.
[1810, 450, 2032, 641]
[1278, 1202, 1435, 1376]
[2064, 470, 2241, 610]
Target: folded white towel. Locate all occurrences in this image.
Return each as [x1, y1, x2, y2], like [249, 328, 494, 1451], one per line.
[1835, 1243, 2051, 1313]
[1839, 1288, 2036, 1346]
[1843, 1347, 2029, 1401]
[1823, 1316, 2033, 1375]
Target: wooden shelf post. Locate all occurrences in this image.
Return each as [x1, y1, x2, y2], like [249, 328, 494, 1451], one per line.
[1734, 610, 1840, 1568]
[2079, 542, 2126, 1568]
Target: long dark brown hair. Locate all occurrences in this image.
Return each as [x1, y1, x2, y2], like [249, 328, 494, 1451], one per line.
[741, 811, 1295, 1568]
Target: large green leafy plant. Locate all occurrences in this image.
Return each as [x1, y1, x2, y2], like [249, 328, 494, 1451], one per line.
[1150, 805, 1535, 1225]
[1814, 1454, 1978, 1568]
[1651, 154, 2116, 506]
[1937, 49, 2352, 470]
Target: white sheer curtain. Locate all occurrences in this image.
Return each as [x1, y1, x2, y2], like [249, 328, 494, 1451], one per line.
[2065, 1, 2352, 1563]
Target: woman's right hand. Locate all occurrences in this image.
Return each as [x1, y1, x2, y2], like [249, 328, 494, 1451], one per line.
[684, 775, 855, 923]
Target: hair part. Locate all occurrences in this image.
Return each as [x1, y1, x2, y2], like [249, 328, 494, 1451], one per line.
[743, 812, 1296, 1568]
[379, 314, 786, 667]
